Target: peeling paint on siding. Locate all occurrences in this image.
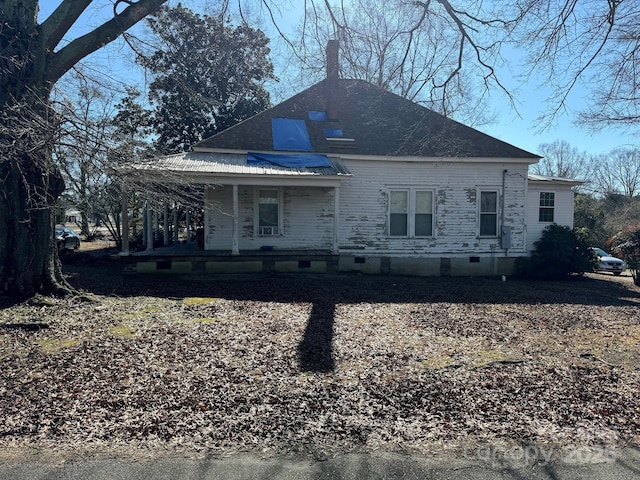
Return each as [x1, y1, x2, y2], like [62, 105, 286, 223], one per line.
[465, 188, 476, 202]
[339, 160, 529, 257]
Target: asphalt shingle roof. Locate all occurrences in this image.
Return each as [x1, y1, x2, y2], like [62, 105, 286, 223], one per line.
[195, 79, 540, 159]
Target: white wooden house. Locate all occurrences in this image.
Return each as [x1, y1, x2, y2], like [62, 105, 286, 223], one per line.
[123, 41, 581, 276]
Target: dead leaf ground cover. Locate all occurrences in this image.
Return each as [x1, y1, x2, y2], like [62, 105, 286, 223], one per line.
[1, 260, 640, 459]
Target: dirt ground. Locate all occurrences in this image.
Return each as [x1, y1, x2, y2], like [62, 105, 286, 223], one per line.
[1, 253, 639, 460]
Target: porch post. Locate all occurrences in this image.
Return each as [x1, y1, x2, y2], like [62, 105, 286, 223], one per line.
[163, 203, 169, 246]
[154, 211, 160, 243]
[146, 206, 154, 251]
[332, 186, 340, 254]
[120, 184, 129, 255]
[232, 184, 239, 255]
[173, 206, 179, 244]
[185, 209, 191, 243]
[142, 202, 147, 247]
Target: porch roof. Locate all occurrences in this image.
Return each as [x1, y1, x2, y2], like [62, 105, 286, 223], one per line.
[127, 151, 351, 180]
[528, 173, 584, 186]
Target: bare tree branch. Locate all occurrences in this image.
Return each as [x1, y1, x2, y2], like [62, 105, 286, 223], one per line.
[46, 0, 167, 84]
[40, 0, 93, 52]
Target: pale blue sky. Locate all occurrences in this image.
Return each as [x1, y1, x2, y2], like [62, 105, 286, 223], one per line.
[41, 1, 636, 157]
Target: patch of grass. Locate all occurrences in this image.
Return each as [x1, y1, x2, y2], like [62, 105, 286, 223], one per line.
[571, 326, 640, 369]
[183, 297, 219, 306]
[470, 349, 521, 368]
[38, 338, 79, 354]
[419, 355, 460, 370]
[108, 324, 137, 337]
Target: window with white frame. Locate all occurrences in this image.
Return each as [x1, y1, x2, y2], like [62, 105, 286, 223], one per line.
[538, 192, 555, 222]
[479, 191, 498, 236]
[257, 189, 280, 235]
[388, 189, 434, 237]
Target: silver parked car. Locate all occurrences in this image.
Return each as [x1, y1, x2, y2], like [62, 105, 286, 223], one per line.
[55, 226, 81, 251]
[592, 247, 626, 276]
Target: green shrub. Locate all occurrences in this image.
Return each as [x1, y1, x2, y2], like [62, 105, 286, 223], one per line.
[521, 224, 595, 278]
[609, 226, 640, 286]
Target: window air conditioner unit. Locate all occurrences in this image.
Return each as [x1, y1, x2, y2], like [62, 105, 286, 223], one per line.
[259, 226, 277, 236]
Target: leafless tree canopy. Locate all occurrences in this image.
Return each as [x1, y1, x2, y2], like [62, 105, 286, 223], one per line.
[256, 0, 640, 131]
[509, 0, 640, 128]
[532, 140, 591, 180]
[271, 0, 510, 121]
[592, 148, 640, 197]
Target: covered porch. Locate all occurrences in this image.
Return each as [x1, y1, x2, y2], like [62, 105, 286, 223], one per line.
[120, 151, 351, 270]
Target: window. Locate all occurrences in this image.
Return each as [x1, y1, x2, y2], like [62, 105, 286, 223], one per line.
[388, 189, 434, 237]
[389, 191, 408, 236]
[479, 191, 498, 236]
[539, 192, 555, 222]
[415, 191, 433, 237]
[258, 189, 280, 235]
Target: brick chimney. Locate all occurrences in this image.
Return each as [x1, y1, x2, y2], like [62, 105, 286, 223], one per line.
[325, 39, 339, 121]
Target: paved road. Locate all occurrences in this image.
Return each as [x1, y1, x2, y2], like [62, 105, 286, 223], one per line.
[2, 448, 640, 480]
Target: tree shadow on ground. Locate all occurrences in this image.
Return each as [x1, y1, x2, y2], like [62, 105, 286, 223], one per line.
[298, 301, 335, 373]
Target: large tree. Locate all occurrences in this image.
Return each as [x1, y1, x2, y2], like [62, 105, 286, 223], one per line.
[0, 0, 166, 298]
[138, 4, 275, 154]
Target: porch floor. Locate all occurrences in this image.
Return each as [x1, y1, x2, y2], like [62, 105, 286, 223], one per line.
[122, 243, 339, 274]
[127, 243, 335, 258]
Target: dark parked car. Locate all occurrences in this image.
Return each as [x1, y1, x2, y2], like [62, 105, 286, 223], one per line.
[55, 226, 80, 251]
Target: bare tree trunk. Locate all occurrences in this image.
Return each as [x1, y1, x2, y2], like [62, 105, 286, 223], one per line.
[0, 2, 71, 298]
[0, 0, 166, 297]
[0, 156, 70, 298]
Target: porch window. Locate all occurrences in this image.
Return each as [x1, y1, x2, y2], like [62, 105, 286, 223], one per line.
[539, 192, 555, 222]
[479, 191, 498, 236]
[388, 189, 434, 237]
[258, 189, 280, 235]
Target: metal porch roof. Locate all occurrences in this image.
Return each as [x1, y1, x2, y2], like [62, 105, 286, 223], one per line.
[129, 151, 351, 177]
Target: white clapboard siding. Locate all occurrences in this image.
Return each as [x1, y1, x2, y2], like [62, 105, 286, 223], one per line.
[338, 159, 529, 256]
[205, 185, 335, 251]
[525, 183, 576, 252]
[203, 159, 533, 256]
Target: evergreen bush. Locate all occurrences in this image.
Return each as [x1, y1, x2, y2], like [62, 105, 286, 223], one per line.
[519, 224, 595, 278]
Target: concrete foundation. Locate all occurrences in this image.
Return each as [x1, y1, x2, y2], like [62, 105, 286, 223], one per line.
[124, 250, 518, 277]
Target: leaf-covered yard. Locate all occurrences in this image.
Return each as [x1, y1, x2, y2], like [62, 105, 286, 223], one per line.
[1, 263, 640, 459]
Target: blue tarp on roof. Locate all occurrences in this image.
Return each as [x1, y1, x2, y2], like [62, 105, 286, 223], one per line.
[324, 128, 343, 137]
[308, 111, 328, 121]
[272, 118, 312, 151]
[247, 152, 332, 168]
